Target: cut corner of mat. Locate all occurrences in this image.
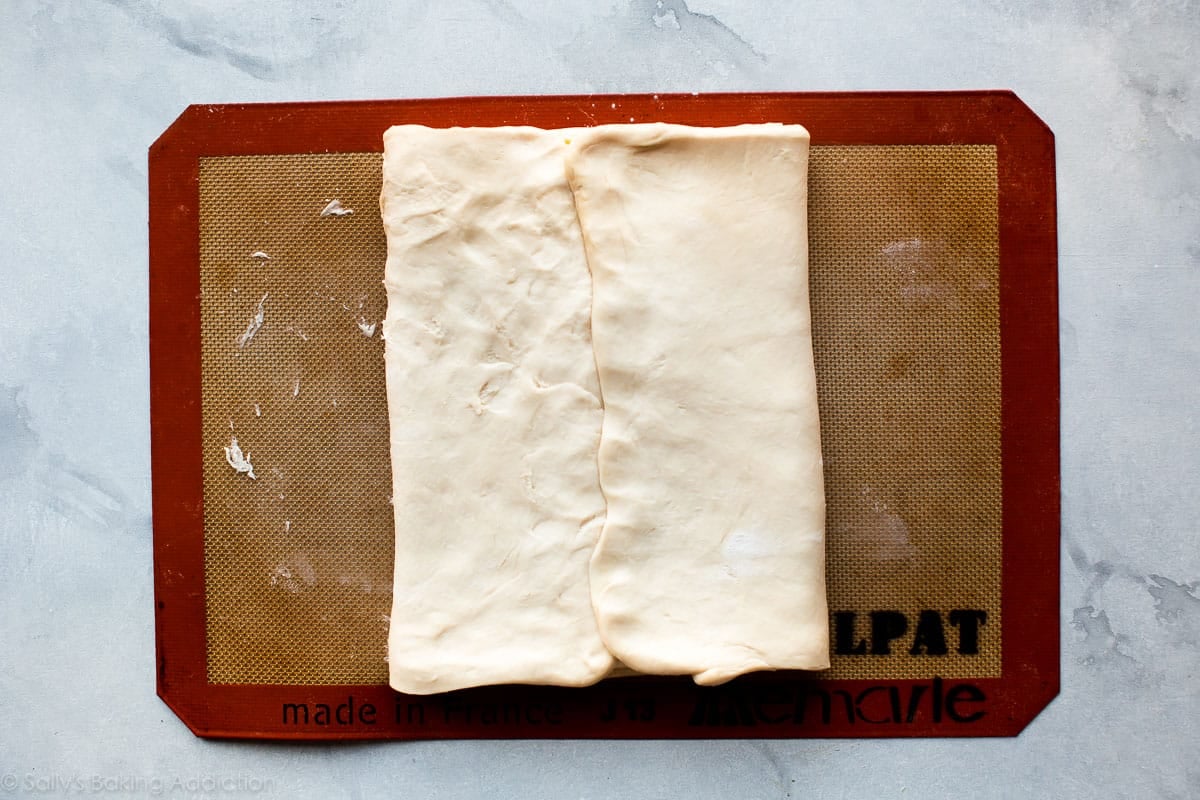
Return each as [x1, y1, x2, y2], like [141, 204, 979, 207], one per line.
[149, 92, 1059, 741]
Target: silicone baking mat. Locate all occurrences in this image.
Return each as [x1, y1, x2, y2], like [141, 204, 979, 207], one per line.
[150, 92, 1059, 739]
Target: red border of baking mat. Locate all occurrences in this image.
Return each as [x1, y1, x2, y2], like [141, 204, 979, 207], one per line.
[149, 92, 1058, 739]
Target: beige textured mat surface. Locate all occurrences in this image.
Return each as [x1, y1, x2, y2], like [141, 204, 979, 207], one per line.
[198, 145, 1000, 685]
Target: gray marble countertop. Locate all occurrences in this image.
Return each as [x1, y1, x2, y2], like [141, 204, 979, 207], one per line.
[2, 1, 1197, 798]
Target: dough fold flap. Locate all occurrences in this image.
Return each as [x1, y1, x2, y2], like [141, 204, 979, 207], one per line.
[566, 123, 830, 683]
[382, 126, 612, 695]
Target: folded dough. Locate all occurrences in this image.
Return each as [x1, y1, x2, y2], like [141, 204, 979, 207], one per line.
[381, 126, 613, 694]
[382, 123, 828, 692]
[566, 124, 830, 684]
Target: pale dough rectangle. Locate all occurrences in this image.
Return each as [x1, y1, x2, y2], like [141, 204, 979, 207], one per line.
[381, 126, 612, 694]
[383, 123, 827, 692]
[565, 123, 829, 685]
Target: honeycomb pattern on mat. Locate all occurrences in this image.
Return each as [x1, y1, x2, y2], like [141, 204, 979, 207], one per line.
[811, 146, 1001, 679]
[200, 154, 391, 685]
[199, 145, 1001, 686]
